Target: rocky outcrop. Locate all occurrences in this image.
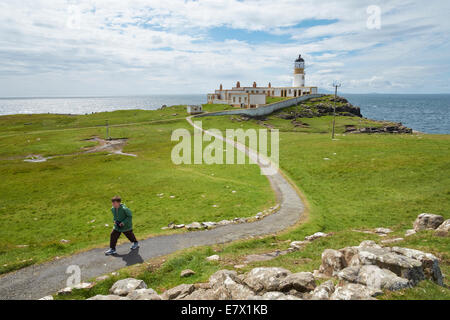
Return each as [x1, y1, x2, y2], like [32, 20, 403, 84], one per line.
[277, 99, 362, 120]
[206, 254, 220, 262]
[330, 283, 381, 300]
[318, 249, 345, 277]
[304, 232, 329, 241]
[346, 123, 412, 134]
[57, 282, 93, 295]
[413, 213, 445, 231]
[180, 269, 196, 277]
[87, 294, 130, 300]
[243, 267, 291, 294]
[435, 219, 450, 237]
[310, 280, 335, 300]
[161, 205, 280, 231]
[279, 272, 316, 292]
[257, 292, 301, 300]
[78, 241, 443, 301]
[161, 284, 195, 300]
[337, 265, 410, 291]
[390, 247, 443, 286]
[316, 241, 443, 288]
[109, 278, 147, 296]
[127, 288, 161, 300]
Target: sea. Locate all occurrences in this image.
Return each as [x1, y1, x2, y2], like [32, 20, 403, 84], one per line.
[0, 93, 449, 134]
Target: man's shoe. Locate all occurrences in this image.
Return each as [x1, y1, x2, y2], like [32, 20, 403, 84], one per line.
[105, 248, 117, 255]
[130, 242, 140, 250]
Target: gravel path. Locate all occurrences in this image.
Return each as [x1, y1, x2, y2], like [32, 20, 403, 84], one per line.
[0, 117, 304, 300]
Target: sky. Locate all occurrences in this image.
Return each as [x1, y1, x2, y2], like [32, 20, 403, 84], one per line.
[0, 0, 449, 97]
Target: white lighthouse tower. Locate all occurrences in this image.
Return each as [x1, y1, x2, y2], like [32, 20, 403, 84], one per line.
[292, 54, 305, 87]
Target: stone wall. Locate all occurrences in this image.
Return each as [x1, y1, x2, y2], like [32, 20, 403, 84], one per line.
[198, 94, 325, 118]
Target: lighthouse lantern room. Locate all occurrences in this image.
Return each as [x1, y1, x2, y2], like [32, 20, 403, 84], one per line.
[293, 54, 305, 87]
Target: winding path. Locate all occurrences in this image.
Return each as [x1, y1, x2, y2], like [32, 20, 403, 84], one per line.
[0, 116, 304, 300]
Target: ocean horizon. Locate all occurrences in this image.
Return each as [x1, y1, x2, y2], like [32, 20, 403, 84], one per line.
[0, 93, 449, 134]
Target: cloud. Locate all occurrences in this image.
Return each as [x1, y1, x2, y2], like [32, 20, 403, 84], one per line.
[0, 0, 449, 96]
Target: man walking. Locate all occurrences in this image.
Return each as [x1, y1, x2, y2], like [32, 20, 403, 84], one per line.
[105, 196, 139, 255]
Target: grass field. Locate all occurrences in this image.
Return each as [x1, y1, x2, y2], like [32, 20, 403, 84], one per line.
[0, 105, 275, 274]
[62, 98, 449, 300]
[1, 97, 449, 300]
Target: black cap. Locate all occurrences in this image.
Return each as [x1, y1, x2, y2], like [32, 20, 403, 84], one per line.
[295, 54, 304, 62]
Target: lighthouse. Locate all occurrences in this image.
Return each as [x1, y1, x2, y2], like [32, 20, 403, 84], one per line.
[292, 54, 305, 87]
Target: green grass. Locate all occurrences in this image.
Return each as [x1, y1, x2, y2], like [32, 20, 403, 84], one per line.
[2, 97, 449, 300]
[265, 97, 289, 104]
[0, 105, 276, 274]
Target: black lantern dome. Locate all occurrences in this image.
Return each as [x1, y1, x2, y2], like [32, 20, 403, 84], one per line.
[295, 54, 304, 62]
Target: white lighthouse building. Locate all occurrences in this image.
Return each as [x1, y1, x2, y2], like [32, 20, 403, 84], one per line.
[207, 54, 317, 108]
[293, 54, 305, 87]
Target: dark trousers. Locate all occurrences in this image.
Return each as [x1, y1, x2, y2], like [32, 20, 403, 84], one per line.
[110, 229, 137, 249]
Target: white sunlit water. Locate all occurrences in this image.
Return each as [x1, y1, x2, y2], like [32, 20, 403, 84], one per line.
[0, 95, 206, 115]
[0, 93, 449, 134]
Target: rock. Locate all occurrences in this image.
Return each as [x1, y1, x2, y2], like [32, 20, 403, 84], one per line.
[305, 232, 329, 241]
[218, 220, 232, 225]
[318, 249, 345, 276]
[337, 265, 410, 291]
[58, 283, 93, 295]
[72, 282, 93, 290]
[186, 222, 202, 230]
[206, 254, 220, 262]
[434, 219, 450, 237]
[374, 228, 393, 235]
[405, 229, 416, 237]
[110, 278, 147, 296]
[381, 238, 404, 244]
[194, 282, 211, 290]
[413, 213, 444, 231]
[234, 264, 246, 269]
[279, 272, 316, 292]
[259, 291, 302, 300]
[39, 295, 54, 300]
[87, 294, 129, 300]
[180, 269, 196, 277]
[95, 275, 110, 282]
[339, 246, 361, 266]
[243, 267, 291, 294]
[207, 270, 255, 300]
[57, 287, 73, 295]
[201, 222, 216, 229]
[358, 240, 382, 249]
[330, 283, 381, 300]
[60, 239, 70, 243]
[127, 288, 161, 300]
[311, 280, 335, 300]
[209, 270, 241, 287]
[290, 240, 308, 250]
[312, 270, 330, 279]
[350, 246, 424, 283]
[161, 284, 195, 300]
[322, 241, 432, 286]
[391, 247, 444, 286]
[181, 288, 217, 300]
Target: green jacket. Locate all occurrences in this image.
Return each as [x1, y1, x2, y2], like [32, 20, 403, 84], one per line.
[111, 204, 133, 232]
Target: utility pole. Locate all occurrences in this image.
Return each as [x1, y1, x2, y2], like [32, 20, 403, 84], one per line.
[331, 81, 341, 140]
[106, 120, 109, 140]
